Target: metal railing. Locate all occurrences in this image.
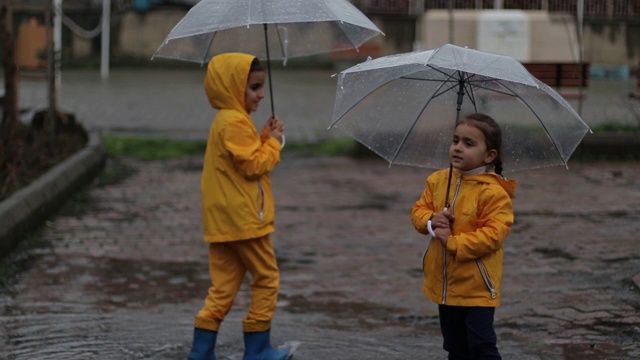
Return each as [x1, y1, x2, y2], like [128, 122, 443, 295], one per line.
[350, 0, 424, 16]
[351, 0, 640, 19]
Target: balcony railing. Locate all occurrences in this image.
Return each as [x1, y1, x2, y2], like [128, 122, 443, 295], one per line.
[351, 1, 640, 19]
[350, 0, 424, 16]
[425, 0, 640, 18]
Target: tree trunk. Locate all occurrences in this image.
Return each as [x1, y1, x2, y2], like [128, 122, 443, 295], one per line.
[1, 0, 19, 145]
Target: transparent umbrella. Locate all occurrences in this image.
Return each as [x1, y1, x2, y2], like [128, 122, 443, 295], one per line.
[153, 0, 383, 115]
[329, 44, 592, 174]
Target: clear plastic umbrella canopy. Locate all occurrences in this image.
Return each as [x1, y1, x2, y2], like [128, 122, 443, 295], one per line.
[152, 0, 384, 64]
[329, 44, 591, 173]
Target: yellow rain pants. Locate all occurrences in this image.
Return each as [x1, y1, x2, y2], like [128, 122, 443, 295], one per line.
[194, 235, 280, 333]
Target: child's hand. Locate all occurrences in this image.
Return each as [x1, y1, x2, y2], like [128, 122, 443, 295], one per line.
[268, 116, 285, 132]
[432, 210, 454, 246]
[431, 210, 454, 229]
[264, 116, 285, 144]
[434, 226, 452, 246]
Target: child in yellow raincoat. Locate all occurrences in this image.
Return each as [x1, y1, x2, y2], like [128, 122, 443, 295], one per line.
[188, 53, 290, 360]
[411, 113, 517, 359]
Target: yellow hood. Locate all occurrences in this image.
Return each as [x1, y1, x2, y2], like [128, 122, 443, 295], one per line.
[204, 52, 255, 113]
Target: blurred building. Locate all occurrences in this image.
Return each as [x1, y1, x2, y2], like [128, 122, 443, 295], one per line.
[8, 0, 640, 76]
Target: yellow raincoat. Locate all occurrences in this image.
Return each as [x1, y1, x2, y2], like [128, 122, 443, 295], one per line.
[201, 53, 282, 243]
[411, 168, 517, 307]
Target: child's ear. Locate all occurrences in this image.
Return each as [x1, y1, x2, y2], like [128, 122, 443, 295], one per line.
[484, 149, 498, 164]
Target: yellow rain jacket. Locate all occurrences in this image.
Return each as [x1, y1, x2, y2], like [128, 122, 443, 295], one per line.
[201, 53, 281, 243]
[411, 168, 517, 307]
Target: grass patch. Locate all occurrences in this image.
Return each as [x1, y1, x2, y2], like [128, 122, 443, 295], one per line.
[285, 139, 380, 158]
[285, 138, 358, 157]
[102, 135, 207, 160]
[571, 127, 640, 161]
[591, 123, 640, 132]
[102, 135, 376, 160]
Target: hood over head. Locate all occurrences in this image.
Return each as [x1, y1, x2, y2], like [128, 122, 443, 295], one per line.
[204, 53, 256, 113]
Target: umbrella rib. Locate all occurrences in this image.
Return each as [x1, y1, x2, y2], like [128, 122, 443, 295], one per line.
[273, 23, 287, 60]
[449, 47, 509, 83]
[332, 68, 457, 129]
[328, 79, 394, 128]
[330, 75, 416, 128]
[466, 76, 566, 162]
[472, 83, 519, 97]
[497, 81, 568, 163]
[401, 76, 458, 83]
[462, 73, 478, 112]
[389, 71, 459, 164]
[399, 76, 459, 100]
[425, 64, 452, 79]
[201, 32, 217, 66]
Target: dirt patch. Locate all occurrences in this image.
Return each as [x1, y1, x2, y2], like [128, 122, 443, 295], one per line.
[0, 110, 88, 201]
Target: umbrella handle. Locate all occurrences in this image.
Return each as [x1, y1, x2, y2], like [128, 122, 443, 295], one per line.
[444, 164, 453, 210]
[427, 220, 437, 238]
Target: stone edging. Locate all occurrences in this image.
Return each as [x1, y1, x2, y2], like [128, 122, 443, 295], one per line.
[0, 132, 106, 257]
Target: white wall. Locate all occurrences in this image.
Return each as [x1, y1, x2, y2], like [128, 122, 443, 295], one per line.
[418, 10, 638, 67]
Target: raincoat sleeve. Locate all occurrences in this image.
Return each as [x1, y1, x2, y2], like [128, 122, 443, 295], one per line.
[222, 116, 281, 179]
[411, 179, 436, 235]
[446, 185, 514, 261]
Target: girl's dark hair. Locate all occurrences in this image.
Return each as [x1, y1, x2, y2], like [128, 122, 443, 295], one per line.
[250, 58, 264, 73]
[459, 113, 504, 175]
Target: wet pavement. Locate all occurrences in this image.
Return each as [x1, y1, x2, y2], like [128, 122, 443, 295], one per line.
[1, 67, 640, 359]
[1, 153, 639, 359]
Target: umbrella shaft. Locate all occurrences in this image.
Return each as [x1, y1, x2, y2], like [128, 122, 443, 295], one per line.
[264, 24, 275, 117]
[456, 75, 465, 111]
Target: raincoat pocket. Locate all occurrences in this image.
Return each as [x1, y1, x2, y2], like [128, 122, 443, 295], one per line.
[475, 259, 497, 299]
[257, 179, 265, 221]
[421, 247, 429, 274]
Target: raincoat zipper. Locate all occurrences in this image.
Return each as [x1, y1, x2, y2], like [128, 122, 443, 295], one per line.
[257, 179, 264, 221]
[441, 176, 462, 304]
[476, 259, 497, 299]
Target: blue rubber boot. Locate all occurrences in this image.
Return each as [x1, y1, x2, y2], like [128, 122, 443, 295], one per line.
[242, 330, 290, 360]
[188, 328, 217, 360]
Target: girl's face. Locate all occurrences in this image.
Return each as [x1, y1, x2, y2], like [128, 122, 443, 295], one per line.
[244, 70, 265, 114]
[449, 122, 497, 172]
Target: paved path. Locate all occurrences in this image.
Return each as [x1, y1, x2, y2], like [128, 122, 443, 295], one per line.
[1, 153, 639, 359]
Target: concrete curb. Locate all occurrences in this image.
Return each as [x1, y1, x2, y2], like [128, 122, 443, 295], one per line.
[0, 132, 106, 257]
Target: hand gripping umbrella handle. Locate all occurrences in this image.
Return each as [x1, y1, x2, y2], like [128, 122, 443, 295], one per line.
[428, 206, 449, 238]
